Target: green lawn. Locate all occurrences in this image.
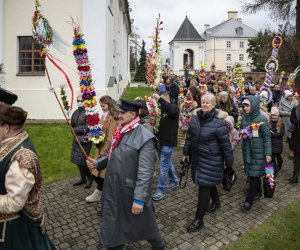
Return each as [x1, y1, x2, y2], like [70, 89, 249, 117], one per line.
[122, 86, 153, 100]
[225, 199, 300, 250]
[26, 124, 84, 184]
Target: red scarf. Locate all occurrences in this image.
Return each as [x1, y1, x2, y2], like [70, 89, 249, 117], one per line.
[108, 116, 141, 158]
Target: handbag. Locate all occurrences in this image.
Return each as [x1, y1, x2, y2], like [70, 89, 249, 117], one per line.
[222, 167, 237, 191]
[263, 176, 275, 198]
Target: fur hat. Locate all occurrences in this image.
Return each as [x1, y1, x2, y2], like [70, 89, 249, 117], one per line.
[0, 103, 27, 125]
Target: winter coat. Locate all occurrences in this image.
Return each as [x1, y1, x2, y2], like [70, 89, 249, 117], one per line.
[240, 96, 272, 177]
[279, 97, 298, 139]
[156, 98, 179, 147]
[71, 107, 92, 165]
[270, 120, 285, 154]
[290, 107, 300, 153]
[225, 115, 240, 151]
[101, 125, 161, 248]
[183, 108, 233, 187]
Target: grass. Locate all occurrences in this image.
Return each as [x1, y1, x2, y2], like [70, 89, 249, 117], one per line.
[26, 124, 83, 184]
[225, 198, 300, 250]
[122, 86, 153, 100]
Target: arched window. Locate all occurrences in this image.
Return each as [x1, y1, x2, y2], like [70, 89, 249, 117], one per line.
[183, 49, 194, 69]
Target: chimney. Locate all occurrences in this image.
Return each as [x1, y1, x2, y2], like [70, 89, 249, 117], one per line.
[204, 24, 210, 31]
[237, 18, 242, 22]
[228, 11, 238, 20]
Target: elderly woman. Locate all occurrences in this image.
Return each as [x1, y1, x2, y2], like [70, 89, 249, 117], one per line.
[279, 90, 298, 141]
[182, 93, 233, 233]
[240, 96, 271, 212]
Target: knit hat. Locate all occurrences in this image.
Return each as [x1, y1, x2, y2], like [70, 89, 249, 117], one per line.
[270, 106, 279, 116]
[219, 91, 228, 97]
[284, 90, 293, 98]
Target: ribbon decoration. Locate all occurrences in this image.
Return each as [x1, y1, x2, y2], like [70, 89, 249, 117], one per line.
[32, 1, 88, 158]
[45, 53, 74, 110]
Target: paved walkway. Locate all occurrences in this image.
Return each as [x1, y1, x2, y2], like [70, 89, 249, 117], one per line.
[44, 145, 300, 250]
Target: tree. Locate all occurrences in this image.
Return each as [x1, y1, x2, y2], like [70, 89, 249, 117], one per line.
[134, 40, 146, 82]
[130, 47, 136, 72]
[247, 29, 273, 72]
[248, 27, 298, 73]
[243, 0, 300, 85]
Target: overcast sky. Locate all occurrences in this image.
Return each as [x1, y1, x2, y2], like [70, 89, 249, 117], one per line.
[129, 0, 279, 59]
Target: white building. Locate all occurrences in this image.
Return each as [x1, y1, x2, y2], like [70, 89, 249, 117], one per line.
[0, 0, 131, 119]
[169, 16, 205, 75]
[202, 11, 257, 72]
[169, 11, 257, 74]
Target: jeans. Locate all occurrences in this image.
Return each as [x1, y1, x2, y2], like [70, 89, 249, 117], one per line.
[196, 186, 219, 219]
[157, 146, 178, 193]
[245, 177, 262, 204]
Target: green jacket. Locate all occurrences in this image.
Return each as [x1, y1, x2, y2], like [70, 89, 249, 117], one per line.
[241, 95, 272, 177]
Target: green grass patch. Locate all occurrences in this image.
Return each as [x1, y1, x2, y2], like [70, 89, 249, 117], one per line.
[122, 86, 153, 100]
[225, 199, 300, 250]
[26, 124, 91, 184]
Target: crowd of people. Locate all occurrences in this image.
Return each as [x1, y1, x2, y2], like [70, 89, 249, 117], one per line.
[0, 69, 299, 249]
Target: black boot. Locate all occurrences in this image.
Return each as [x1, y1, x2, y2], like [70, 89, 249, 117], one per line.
[187, 217, 204, 233]
[241, 202, 252, 213]
[73, 166, 86, 186]
[207, 201, 221, 213]
[85, 176, 93, 189]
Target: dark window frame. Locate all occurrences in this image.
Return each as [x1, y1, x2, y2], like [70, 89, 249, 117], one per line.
[17, 36, 45, 76]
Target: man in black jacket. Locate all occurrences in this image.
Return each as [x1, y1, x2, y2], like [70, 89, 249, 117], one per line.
[152, 92, 179, 201]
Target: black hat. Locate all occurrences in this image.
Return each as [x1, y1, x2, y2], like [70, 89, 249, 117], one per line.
[0, 88, 18, 105]
[117, 99, 143, 113]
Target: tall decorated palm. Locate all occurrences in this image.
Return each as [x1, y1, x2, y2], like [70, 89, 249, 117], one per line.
[243, 0, 300, 85]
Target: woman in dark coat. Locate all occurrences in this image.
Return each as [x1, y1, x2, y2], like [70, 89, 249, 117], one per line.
[71, 94, 93, 188]
[182, 93, 233, 233]
[289, 103, 300, 183]
[269, 107, 285, 175]
[240, 96, 272, 212]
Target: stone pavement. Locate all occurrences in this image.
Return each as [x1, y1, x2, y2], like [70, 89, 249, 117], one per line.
[44, 145, 300, 250]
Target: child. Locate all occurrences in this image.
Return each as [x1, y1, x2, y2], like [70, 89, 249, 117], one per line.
[224, 115, 240, 150]
[179, 93, 198, 147]
[269, 106, 285, 175]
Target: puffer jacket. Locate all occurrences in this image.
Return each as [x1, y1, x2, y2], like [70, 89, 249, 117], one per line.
[270, 119, 285, 154]
[240, 96, 272, 177]
[183, 108, 233, 187]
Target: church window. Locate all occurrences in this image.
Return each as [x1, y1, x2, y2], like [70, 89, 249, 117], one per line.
[240, 41, 244, 48]
[18, 36, 45, 75]
[226, 54, 231, 61]
[239, 54, 244, 61]
[226, 66, 231, 71]
[226, 41, 231, 48]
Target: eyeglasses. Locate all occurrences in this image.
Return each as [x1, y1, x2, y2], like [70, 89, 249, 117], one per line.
[77, 100, 83, 103]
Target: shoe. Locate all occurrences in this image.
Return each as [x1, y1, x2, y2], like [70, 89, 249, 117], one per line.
[152, 191, 165, 201]
[207, 201, 221, 213]
[86, 189, 101, 203]
[241, 202, 252, 212]
[151, 239, 166, 250]
[166, 182, 179, 190]
[73, 179, 86, 186]
[289, 177, 298, 183]
[187, 218, 204, 233]
[84, 177, 93, 189]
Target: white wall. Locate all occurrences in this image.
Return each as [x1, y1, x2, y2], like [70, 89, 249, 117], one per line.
[170, 41, 205, 74]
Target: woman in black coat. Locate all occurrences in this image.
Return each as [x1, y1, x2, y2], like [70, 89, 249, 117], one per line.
[71, 94, 93, 188]
[269, 107, 285, 175]
[289, 103, 300, 183]
[182, 93, 233, 233]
